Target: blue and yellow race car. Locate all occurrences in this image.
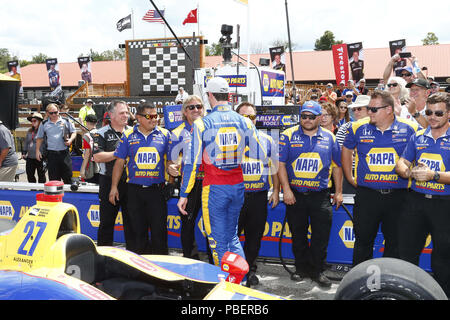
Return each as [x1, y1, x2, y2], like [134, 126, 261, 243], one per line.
[0, 181, 286, 300]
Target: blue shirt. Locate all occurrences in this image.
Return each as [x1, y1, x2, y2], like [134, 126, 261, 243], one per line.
[242, 130, 277, 192]
[114, 125, 171, 186]
[279, 125, 341, 192]
[343, 117, 418, 189]
[401, 126, 450, 195]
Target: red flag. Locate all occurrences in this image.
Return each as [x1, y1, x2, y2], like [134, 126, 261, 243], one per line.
[182, 9, 197, 25]
[332, 44, 350, 85]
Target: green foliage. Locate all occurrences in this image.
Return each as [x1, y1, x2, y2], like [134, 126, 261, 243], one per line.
[314, 30, 343, 51]
[205, 43, 223, 56]
[79, 48, 125, 61]
[422, 32, 439, 45]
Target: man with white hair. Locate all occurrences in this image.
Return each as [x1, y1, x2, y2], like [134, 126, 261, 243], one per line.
[175, 87, 189, 104]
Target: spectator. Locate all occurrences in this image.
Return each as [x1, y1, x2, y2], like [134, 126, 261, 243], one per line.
[430, 81, 440, 94]
[399, 66, 414, 84]
[175, 87, 189, 104]
[110, 103, 171, 255]
[236, 102, 280, 287]
[335, 80, 346, 98]
[320, 102, 338, 134]
[376, 79, 385, 91]
[403, 78, 430, 128]
[23, 112, 46, 183]
[36, 103, 76, 184]
[336, 98, 351, 127]
[386, 76, 409, 116]
[278, 100, 343, 287]
[322, 83, 337, 104]
[396, 92, 450, 297]
[357, 79, 368, 95]
[80, 114, 99, 184]
[342, 91, 418, 266]
[0, 121, 19, 182]
[342, 80, 359, 102]
[445, 78, 450, 93]
[79, 99, 96, 127]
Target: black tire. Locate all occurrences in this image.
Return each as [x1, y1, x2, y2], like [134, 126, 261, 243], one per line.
[334, 258, 448, 300]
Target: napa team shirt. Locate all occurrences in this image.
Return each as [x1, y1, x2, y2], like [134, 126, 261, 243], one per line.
[114, 125, 171, 186]
[343, 117, 418, 189]
[401, 127, 450, 195]
[168, 121, 204, 180]
[279, 125, 341, 192]
[242, 130, 277, 192]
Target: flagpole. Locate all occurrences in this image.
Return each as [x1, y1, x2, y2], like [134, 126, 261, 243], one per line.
[131, 8, 135, 39]
[197, 3, 200, 36]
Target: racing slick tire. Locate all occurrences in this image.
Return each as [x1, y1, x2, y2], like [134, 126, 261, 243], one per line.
[334, 258, 448, 300]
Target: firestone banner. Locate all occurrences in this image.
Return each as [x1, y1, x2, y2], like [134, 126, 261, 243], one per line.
[332, 44, 349, 85]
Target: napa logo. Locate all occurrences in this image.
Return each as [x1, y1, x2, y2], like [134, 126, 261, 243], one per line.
[366, 147, 398, 172]
[135, 147, 160, 170]
[292, 152, 323, 179]
[242, 157, 264, 181]
[87, 205, 123, 228]
[215, 127, 240, 152]
[0, 201, 14, 220]
[418, 153, 446, 172]
[339, 220, 355, 249]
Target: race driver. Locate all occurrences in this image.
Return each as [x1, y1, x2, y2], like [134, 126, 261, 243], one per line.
[177, 77, 259, 266]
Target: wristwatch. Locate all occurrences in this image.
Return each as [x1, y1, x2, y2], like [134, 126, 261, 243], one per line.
[412, 112, 421, 119]
[433, 171, 440, 182]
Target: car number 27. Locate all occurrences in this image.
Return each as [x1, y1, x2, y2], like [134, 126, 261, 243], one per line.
[17, 221, 47, 256]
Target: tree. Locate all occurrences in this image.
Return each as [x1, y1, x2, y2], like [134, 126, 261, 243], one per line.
[79, 48, 125, 61]
[422, 32, 439, 45]
[271, 39, 298, 52]
[0, 48, 16, 74]
[30, 53, 50, 64]
[205, 43, 223, 56]
[314, 30, 343, 51]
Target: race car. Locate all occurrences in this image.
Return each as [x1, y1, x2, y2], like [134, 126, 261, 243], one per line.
[0, 181, 286, 300]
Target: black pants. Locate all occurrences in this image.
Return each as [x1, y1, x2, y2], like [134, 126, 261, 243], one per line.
[399, 191, 450, 297]
[127, 183, 168, 255]
[97, 174, 134, 250]
[286, 189, 332, 276]
[238, 190, 268, 272]
[352, 187, 407, 266]
[181, 179, 213, 263]
[25, 158, 46, 183]
[47, 150, 72, 184]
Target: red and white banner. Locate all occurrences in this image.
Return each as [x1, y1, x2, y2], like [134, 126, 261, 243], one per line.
[332, 44, 349, 85]
[182, 8, 197, 25]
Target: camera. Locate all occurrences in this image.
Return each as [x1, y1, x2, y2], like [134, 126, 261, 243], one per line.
[399, 52, 412, 58]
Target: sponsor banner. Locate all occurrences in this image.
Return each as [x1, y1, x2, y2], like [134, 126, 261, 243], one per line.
[347, 42, 364, 83]
[163, 104, 183, 130]
[205, 75, 247, 88]
[269, 46, 286, 73]
[45, 58, 61, 91]
[332, 44, 350, 85]
[389, 39, 407, 76]
[0, 188, 432, 271]
[77, 57, 92, 84]
[260, 71, 284, 98]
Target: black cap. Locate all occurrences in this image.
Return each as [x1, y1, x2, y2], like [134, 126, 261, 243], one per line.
[406, 78, 430, 89]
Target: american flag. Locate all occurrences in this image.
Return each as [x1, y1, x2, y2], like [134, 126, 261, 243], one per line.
[142, 9, 165, 23]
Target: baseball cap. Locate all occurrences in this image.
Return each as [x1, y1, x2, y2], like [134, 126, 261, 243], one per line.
[401, 66, 413, 74]
[86, 99, 94, 104]
[406, 78, 430, 89]
[345, 91, 353, 96]
[349, 95, 370, 108]
[301, 101, 322, 115]
[206, 77, 229, 94]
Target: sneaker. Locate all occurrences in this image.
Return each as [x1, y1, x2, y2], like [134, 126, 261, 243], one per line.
[290, 271, 308, 282]
[246, 271, 259, 287]
[311, 272, 332, 288]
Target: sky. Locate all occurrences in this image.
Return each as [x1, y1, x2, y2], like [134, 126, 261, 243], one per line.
[1, 0, 449, 63]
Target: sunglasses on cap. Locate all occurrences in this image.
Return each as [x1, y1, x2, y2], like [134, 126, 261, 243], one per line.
[387, 83, 399, 88]
[186, 104, 203, 111]
[425, 109, 445, 117]
[137, 113, 158, 120]
[301, 114, 318, 120]
[367, 105, 389, 113]
[241, 114, 257, 120]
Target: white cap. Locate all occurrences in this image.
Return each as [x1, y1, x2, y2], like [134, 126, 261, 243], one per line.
[206, 77, 229, 94]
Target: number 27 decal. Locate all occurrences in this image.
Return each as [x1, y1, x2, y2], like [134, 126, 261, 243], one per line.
[18, 221, 47, 256]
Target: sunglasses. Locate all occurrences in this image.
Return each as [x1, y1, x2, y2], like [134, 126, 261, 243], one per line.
[367, 105, 389, 113]
[137, 113, 158, 120]
[242, 114, 257, 120]
[387, 83, 399, 88]
[301, 114, 318, 120]
[48, 111, 58, 115]
[339, 106, 348, 109]
[401, 73, 412, 77]
[353, 107, 365, 112]
[186, 104, 203, 111]
[425, 109, 445, 117]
